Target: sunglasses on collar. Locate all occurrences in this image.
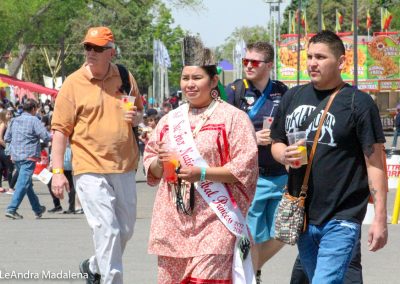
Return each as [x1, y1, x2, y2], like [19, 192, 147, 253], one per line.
[83, 43, 112, 53]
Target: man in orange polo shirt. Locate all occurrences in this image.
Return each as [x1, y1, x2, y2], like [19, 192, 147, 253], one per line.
[51, 26, 143, 284]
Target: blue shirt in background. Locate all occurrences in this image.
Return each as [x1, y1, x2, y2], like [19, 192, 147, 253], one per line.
[5, 112, 50, 161]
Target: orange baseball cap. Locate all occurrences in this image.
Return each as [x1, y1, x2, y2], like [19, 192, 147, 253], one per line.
[82, 27, 114, 47]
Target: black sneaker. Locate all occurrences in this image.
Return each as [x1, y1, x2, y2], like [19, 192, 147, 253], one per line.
[48, 206, 63, 213]
[5, 211, 23, 220]
[256, 270, 262, 284]
[74, 208, 84, 214]
[79, 259, 101, 284]
[63, 209, 75, 214]
[35, 206, 46, 219]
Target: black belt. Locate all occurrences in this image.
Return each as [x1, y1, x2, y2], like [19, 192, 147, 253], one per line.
[258, 167, 286, 177]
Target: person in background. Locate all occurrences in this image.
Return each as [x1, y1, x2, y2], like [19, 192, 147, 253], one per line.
[0, 102, 5, 113]
[168, 92, 179, 109]
[43, 99, 53, 119]
[139, 108, 159, 146]
[4, 107, 17, 194]
[159, 101, 172, 117]
[51, 26, 143, 284]
[391, 104, 400, 148]
[4, 99, 50, 219]
[137, 114, 148, 159]
[6, 106, 16, 118]
[141, 94, 148, 111]
[0, 111, 14, 194]
[225, 41, 288, 283]
[47, 140, 76, 214]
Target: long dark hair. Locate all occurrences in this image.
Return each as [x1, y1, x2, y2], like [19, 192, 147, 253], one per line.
[202, 65, 219, 95]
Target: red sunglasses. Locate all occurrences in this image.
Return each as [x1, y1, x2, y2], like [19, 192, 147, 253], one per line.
[242, 58, 268, 68]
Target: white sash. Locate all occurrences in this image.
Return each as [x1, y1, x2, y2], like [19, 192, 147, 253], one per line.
[168, 104, 255, 284]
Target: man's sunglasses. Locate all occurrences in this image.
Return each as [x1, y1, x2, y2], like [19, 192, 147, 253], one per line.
[242, 58, 268, 68]
[83, 44, 112, 53]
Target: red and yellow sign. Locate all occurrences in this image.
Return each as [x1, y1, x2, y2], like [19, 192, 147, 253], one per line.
[367, 34, 399, 80]
[277, 32, 399, 92]
[341, 37, 368, 80]
[277, 35, 309, 81]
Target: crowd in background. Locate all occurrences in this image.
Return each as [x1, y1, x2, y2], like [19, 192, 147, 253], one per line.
[0, 90, 181, 214]
[0, 96, 83, 214]
[0, 90, 180, 204]
[0, 97, 53, 194]
[137, 92, 181, 158]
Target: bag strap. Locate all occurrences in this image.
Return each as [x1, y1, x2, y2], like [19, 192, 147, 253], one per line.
[247, 79, 272, 120]
[116, 63, 141, 147]
[300, 83, 345, 196]
[116, 63, 131, 95]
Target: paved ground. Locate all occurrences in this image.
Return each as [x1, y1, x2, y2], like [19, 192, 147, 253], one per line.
[1, 136, 399, 283]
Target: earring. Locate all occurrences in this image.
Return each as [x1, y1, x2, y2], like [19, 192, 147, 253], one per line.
[210, 89, 219, 100]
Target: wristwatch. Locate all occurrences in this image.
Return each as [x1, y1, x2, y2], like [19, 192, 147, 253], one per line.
[52, 168, 64, 174]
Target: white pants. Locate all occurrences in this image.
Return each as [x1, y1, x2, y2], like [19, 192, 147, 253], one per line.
[75, 171, 137, 284]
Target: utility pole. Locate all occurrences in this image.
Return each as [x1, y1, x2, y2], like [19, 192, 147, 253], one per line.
[353, 0, 358, 87]
[297, 0, 302, 86]
[264, 0, 282, 80]
[277, 1, 281, 39]
[264, 0, 275, 41]
[317, 0, 322, 32]
[270, 1, 282, 42]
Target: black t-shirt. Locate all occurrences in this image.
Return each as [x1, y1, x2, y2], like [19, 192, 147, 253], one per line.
[270, 83, 385, 225]
[226, 79, 288, 176]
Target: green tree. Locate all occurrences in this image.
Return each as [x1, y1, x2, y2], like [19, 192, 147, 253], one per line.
[390, 5, 400, 30]
[57, 0, 186, 93]
[167, 0, 203, 8]
[215, 26, 270, 62]
[1, 0, 201, 93]
[0, 0, 86, 74]
[146, 2, 185, 92]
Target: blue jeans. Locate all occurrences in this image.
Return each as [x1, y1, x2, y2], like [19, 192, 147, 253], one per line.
[298, 219, 361, 284]
[392, 129, 400, 148]
[6, 160, 42, 214]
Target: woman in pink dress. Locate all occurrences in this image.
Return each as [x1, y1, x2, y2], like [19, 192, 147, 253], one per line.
[143, 36, 258, 284]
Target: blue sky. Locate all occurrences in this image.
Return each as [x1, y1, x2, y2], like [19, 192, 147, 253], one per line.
[169, 0, 290, 47]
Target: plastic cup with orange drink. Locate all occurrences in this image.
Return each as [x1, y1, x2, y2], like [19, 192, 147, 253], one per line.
[163, 149, 180, 183]
[287, 130, 308, 167]
[121, 95, 135, 121]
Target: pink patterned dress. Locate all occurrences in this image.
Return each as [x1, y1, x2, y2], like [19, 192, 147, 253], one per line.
[143, 101, 258, 258]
